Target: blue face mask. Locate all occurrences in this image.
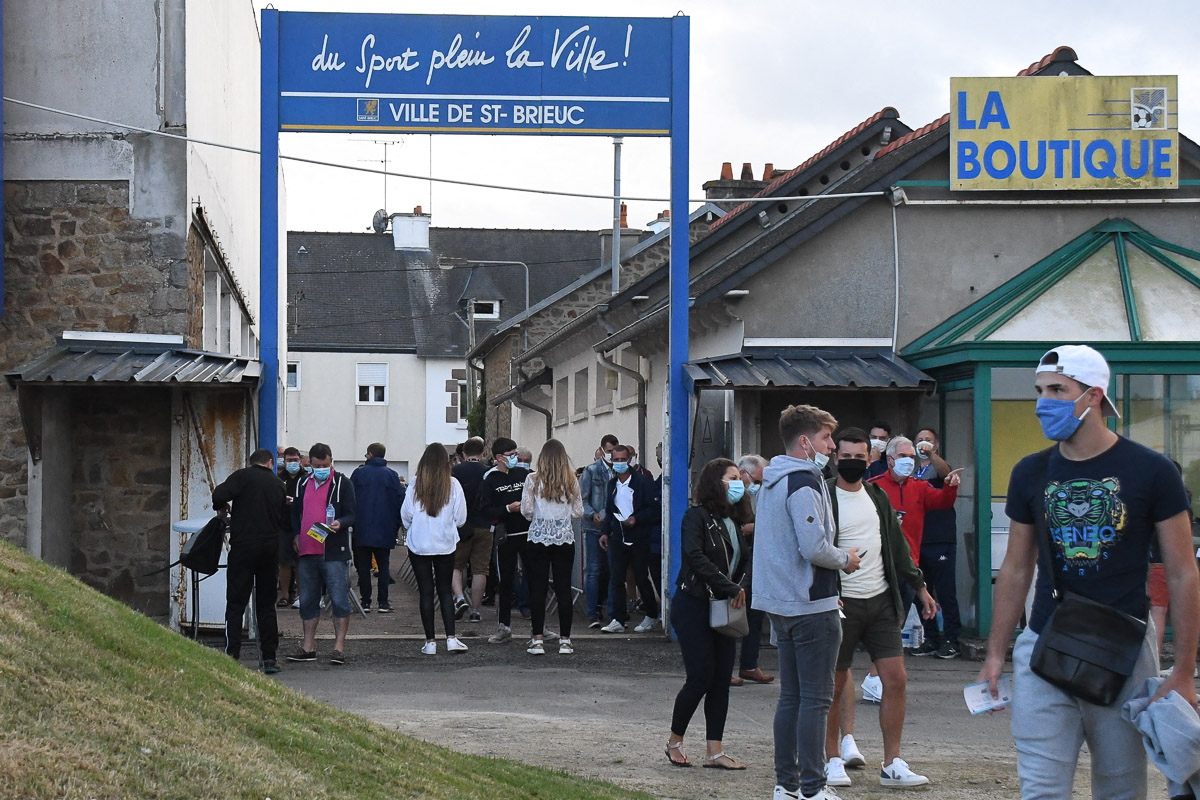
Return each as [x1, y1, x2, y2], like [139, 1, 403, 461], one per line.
[1036, 394, 1090, 441]
[276, 457, 284, 470]
[892, 457, 915, 478]
[285, 461, 300, 474]
[802, 437, 830, 470]
[304, 465, 313, 475]
[747, 483, 760, 497]
[726, 480, 745, 504]
[612, 461, 629, 474]
[505, 454, 519, 469]
[313, 467, 331, 482]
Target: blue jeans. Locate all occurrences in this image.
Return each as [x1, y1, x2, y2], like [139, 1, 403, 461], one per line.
[297, 555, 351, 620]
[583, 529, 613, 620]
[770, 610, 841, 797]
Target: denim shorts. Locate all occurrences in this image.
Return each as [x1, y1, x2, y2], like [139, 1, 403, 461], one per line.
[297, 555, 351, 620]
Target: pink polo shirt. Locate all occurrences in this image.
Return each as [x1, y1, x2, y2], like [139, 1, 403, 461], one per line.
[298, 477, 333, 557]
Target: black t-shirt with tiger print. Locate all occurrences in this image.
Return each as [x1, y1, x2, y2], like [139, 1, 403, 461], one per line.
[1006, 436, 1189, 634]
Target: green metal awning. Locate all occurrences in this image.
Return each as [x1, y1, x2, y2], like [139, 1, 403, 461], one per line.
[903, 219, 1200, 367]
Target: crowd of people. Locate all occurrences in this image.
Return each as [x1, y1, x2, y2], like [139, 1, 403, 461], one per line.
[207, 342, 1200, 800]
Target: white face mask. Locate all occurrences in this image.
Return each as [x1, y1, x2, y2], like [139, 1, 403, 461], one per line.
[870, 438, 887, 452]
[892, 456, 916, 478]
[802, 437, 829, 470]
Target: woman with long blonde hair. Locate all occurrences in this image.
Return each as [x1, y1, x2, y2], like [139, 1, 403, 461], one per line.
[401, 443, 468, 655]
[520, 439, 584, 655]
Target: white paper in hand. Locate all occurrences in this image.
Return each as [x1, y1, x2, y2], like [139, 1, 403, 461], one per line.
[964, 675, 1013, 715]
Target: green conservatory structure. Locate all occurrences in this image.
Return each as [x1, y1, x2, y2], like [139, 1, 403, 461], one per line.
[903, 219, 1200, 634]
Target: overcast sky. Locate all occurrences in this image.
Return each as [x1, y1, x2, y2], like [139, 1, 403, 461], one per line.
[265, 0, 1200, 234]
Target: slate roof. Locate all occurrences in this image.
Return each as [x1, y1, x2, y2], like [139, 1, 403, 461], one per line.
[287, 228, 602, 357]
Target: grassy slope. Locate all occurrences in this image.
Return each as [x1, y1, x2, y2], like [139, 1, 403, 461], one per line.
[0, 541, 648, 800]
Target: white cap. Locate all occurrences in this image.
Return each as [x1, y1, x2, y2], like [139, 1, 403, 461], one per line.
[1036, 345, 1121, 418]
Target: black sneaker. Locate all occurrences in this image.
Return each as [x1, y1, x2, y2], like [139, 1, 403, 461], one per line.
[287, 649, 316, 662]
[936, 641, 961, 659]
[362, 603, 372, 613]
[481, 594, 496, 607]
[330, 650, 345, 666]
[588, 618, 601, 629]
[911, 641, 939, 657]
[376, 604, 393, 614]
[469, 611, 482, 623]
[453, 596, 469, 620]
[262, 659, 281, 675]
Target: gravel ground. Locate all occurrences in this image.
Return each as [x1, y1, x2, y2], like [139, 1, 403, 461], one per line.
[238, 573, 1186, 799]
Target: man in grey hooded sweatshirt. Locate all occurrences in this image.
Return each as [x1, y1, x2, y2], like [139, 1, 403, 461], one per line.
[754, 404, 862, 800]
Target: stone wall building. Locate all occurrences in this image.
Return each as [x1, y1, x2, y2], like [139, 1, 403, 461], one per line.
[2, 1, 265, 624]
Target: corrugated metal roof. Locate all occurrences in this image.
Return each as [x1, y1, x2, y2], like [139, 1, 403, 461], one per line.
[5, 344, 262, 388]
[688, 349, 933, 390]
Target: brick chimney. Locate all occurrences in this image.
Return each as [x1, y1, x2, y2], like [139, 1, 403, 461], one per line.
[703, 161, 770, 210]
[646, 208, 671, 234]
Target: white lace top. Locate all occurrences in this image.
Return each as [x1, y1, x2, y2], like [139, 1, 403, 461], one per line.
[520, 472, 584, 546]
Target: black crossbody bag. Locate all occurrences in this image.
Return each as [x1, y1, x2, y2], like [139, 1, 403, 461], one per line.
[1028, 448, 1147, 706]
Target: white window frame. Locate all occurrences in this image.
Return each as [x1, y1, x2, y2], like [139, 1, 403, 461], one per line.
[356, 362, 389, 405]
[472, 300, 500, 321]
[286, 361, 300, 391]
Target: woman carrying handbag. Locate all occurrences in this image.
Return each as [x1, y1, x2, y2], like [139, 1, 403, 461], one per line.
[665, 457, 753, 770]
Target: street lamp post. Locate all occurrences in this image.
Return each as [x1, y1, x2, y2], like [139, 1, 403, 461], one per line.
[438, 257, 532, 424]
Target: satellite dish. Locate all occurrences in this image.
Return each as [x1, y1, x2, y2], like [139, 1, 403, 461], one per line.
[371, 209, 388, 234]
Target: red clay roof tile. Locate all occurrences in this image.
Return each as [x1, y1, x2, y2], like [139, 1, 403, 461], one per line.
[709, 107, 900, 231]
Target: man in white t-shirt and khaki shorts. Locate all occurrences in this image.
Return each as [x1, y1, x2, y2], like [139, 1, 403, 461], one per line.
[824, 427, 937, 789]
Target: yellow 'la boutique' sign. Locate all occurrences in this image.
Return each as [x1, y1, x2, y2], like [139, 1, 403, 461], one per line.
[950, 76, 1178, 190]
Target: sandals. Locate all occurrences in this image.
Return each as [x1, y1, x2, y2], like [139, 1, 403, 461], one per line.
[702, 752, 746, 770]
[664, 740, 692, 767]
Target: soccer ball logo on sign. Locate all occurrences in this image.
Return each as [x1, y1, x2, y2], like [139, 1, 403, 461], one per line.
[1130, 88, 1167, 130]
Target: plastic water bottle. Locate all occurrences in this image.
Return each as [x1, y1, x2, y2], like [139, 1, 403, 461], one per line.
[326, 502, 335, 527]
[935, 603, 944, 634]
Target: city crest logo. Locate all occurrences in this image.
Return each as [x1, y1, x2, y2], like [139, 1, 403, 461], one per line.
[357, 98, 380, 122]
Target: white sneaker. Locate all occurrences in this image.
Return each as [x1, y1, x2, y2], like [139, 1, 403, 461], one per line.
[841, 734, 866, 768]
[527, 639, 545, 655]
[558, 638, 574, 654]
[446, 637, 468, 653]
[600, 619, 627, 633]
[420, 641, 436, 655]
[772, 786, 800, 800]
[880, 757, 929, 787]
[861, 673, 883, 703]
[634, 616, 658, 632]
[825, 757, 851, 787]
[800, 788, 842, 800]
[488, 625, 512, 644]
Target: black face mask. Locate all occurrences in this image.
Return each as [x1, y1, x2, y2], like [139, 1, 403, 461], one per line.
[836, 458, 868, 483]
